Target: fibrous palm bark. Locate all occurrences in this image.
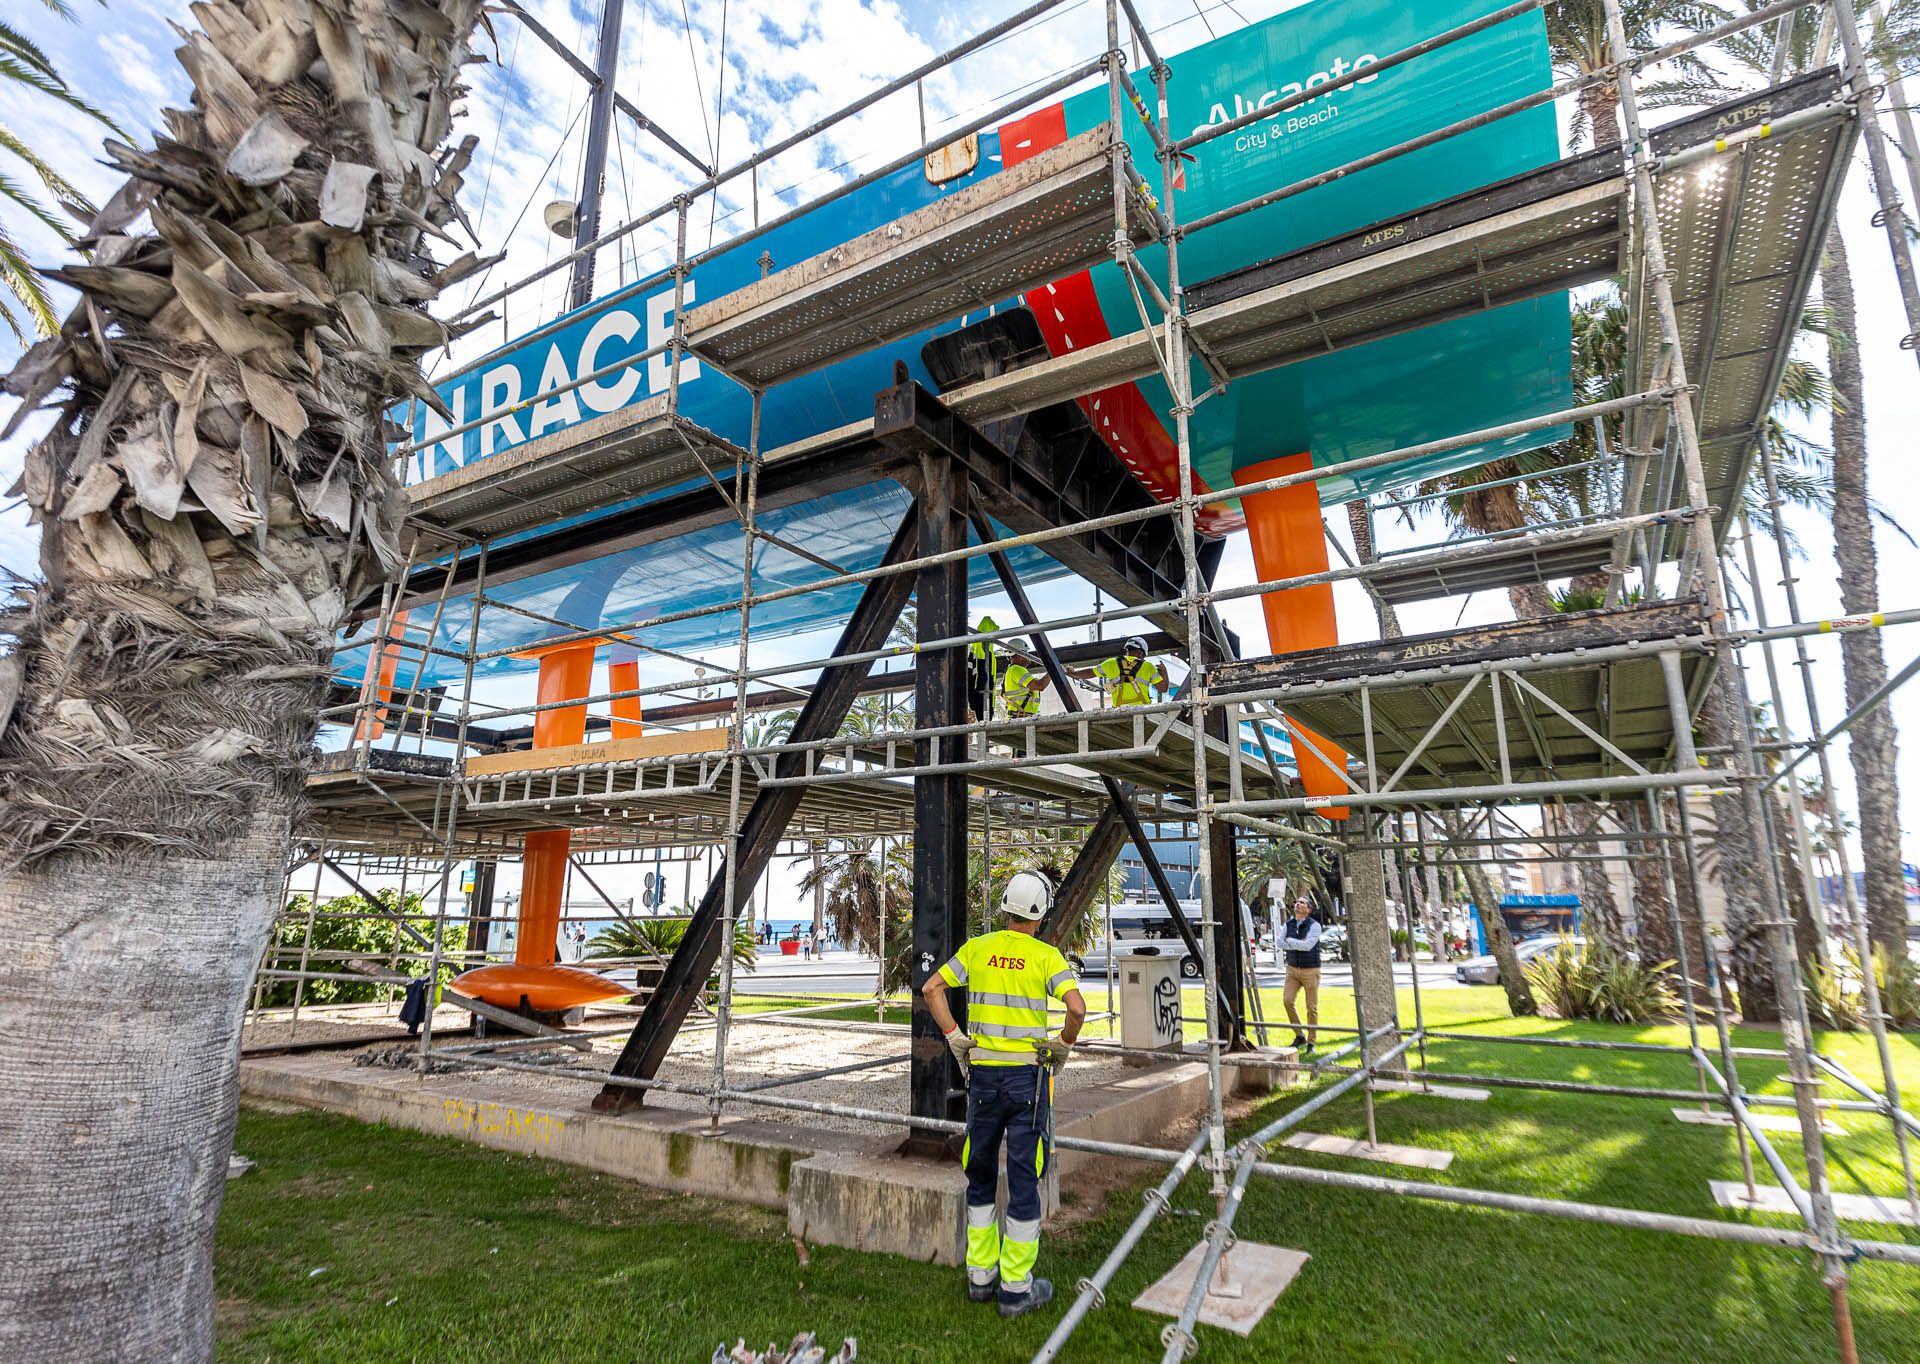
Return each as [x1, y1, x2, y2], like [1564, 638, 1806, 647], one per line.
[0, 2, 487, 1357]
[1442, 809, 1538, 1015]
[1821, 223, 1908, 956]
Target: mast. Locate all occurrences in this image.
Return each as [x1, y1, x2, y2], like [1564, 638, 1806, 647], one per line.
[569, 0, 627, 311]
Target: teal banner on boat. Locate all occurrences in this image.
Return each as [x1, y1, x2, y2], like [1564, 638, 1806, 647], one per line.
[1066, 0, 1571, 506]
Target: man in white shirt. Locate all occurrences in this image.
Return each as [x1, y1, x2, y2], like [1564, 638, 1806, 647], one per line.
[1280, 896, 1324, 1055]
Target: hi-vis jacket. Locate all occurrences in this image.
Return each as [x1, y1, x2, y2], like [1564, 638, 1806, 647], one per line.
[938, 930, 1077, 1065]
[1095, 654, 1163, 705]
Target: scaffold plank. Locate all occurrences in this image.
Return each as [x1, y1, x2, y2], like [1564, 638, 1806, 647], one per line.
[1626, 68, 1856, 551]
[685, 126, 1155, 387]
[1207, 602, 1714, 788]
[406, 395, 745, 540]
[1366, 521, 1622, 606]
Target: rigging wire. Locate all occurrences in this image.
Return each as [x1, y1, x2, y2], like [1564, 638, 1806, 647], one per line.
[679, 0, 717, 165]
[706, 0, 731, 248]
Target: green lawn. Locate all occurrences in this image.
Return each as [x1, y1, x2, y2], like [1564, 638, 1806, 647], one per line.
[217, 988, 1920, 1362]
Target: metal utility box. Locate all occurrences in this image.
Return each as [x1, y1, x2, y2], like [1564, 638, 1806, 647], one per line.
[1118, 954, 1184, 1057]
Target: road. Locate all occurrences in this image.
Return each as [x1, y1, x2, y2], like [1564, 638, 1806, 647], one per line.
[739, 950, 1473, 996]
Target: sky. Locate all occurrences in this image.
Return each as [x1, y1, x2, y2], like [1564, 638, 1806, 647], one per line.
[3, 0, 1918, 926]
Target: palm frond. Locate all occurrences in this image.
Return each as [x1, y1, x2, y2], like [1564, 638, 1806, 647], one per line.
[0, 125, 95, 222]
[0, 216, 56, 339]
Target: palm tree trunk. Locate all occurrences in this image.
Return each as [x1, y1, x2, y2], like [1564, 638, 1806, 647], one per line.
[1822, 223, 1908, 955]
[1696, 688, 1780, 1022]
[0, 2, 484, 1355]
[1442, 810, 1537, 1015]
[1581, 80, 1623, 151]
[1642, 794, 1717, 1011]
[1422, 839, 1452, 962]
[1569, 805, 1625, 953]
[0, 810, 291, 1359]
[1345, 499, 1401, 638]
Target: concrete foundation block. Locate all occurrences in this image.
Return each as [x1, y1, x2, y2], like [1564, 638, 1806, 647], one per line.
[1231, 1049, 1302, 1096]
[788, 1150, 970, 1265]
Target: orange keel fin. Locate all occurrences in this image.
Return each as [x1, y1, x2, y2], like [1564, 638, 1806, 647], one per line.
[609, 644, 644, 739]
[1236, 453, 1350, 820]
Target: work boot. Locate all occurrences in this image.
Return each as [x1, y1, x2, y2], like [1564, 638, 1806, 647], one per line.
[1289, 1031, 1306, 1050]
[998, 1278, 1054, 1319]
[968, 1275, 999, 1304]
[1301, 1038, 1316, 1057]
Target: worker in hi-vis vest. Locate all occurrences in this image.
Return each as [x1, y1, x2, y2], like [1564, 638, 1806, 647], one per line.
[1069, 635, 1168, 707]
[967, 615, 1002, 722]
[922, 870, 1087, 1319]
[998, 639, 1048, 718]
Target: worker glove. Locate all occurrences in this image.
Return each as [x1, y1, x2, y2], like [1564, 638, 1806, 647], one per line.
[945, 1028, 975, 1076]
[1034, 1035, 1072, 1071]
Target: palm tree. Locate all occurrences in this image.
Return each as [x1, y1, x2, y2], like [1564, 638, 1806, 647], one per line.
[0, 4, 488, 1356]
[1, 1, 123, 340]
[1544, 1, 1731, 149]
[1442, 808, 1539, 1014]
[586, 914, 757, 976]
[799, 838, 913, 985]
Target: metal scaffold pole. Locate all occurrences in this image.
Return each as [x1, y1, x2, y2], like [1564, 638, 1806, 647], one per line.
[1754, 440, 1920, 1219]
[1600, 2, 1857, 1354]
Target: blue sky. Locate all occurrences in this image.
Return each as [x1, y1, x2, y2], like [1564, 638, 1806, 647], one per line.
[4, 0, 1919, 919]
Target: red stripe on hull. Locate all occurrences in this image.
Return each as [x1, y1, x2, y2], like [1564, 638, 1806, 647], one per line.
[998, 108, 1241, 536]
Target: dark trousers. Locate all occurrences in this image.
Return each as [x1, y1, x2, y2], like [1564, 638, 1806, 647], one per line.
[963, 1063, 1048, 1221]
[967, 657, 993, 719]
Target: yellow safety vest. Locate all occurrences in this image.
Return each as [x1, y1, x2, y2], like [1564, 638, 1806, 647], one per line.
[1096, 655, 1162, 705]
[1001, 662, 1041, 716]
[938, 930, 1077, 1065]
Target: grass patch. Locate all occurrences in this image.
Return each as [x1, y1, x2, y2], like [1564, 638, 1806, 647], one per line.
[217, 988, 1920, 1361]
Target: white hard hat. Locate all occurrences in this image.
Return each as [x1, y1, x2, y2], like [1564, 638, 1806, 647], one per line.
[1001, 869, 1055, 921]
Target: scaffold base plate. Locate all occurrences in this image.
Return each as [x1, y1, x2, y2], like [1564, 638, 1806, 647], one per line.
[1133, 1241, 1308, 1337]
[1709, 1181, 1919, 1227]
[1674, 1107, 1840, 1137]
[1283, 1131, 1455, 1170]
[1373, 1079, 1491, 1101]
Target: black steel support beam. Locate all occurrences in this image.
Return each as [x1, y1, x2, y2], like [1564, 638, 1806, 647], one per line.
[876, 378, 1196, 644]
[905, 448, 971, 1150]
[1041, 805, 1128, 949]
[1204, 703, 1248, 1050]
[970, 505, 1239, 1038]
[467, 860, 497, 959]
[592, 506, 920, 1113]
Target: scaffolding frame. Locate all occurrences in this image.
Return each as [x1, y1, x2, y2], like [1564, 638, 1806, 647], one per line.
[248, 2, 1920, 1358]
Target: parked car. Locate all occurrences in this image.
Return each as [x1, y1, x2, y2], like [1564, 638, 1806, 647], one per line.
[1454, 934, 1586, 985]
[1068, 943, 1203, 980]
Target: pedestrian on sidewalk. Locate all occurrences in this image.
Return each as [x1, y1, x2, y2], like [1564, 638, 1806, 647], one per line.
[1281, 896, 1323, 1056]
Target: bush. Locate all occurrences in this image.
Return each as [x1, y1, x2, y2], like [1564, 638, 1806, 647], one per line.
[585, 915, 757, 975]
[1804, 952, 1867, 1031]
[1874, 947, 1920, 1030]
[262, 891, 464, 1008]
[1523, 936, 1679, 1024]
[1803, 947, 1920, 1032]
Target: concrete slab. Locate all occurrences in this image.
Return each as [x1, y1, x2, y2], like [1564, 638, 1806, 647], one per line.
[1709, 1181, 1920, 1226]
[244, 1048, 1216, 1269]
[1373, 1079, 1491, 1101]
[1282, 1132, 1455, 1170]
[241, 1054, 853, 1209]
[1673, 1106, 1840, 1136]
[1133, 1241, 1308, 1338]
